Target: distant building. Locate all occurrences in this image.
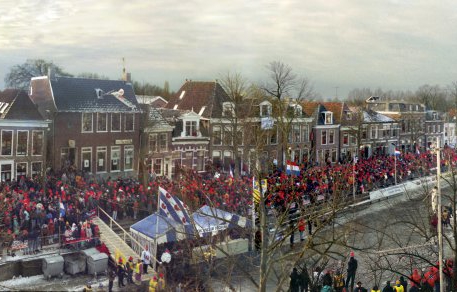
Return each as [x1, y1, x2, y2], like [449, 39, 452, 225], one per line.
[366, 96, 427, 152]
[29, 74, 141, 179]
[0, 89, 49, 181]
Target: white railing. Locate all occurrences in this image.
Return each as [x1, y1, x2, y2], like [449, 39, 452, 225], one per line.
[97, 206, 159, 263]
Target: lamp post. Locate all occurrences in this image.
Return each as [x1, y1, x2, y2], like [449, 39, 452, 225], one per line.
[352, 156, 357, 201]
[435, 137, 444, 292]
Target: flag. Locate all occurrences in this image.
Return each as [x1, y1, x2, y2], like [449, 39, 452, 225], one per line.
[286, 161, 300, 176]
[229, 167, 234, 179]
[394, 149, 401, 156]
[416, 146, 420, 155]
[253, 177, 261, 204]
[158, 187, 191, 225]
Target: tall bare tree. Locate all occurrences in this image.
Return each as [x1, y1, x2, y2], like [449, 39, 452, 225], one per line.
[4, 59, 72, 90]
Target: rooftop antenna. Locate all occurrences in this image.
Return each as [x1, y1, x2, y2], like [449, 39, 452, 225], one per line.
[122, 57, 127, 81]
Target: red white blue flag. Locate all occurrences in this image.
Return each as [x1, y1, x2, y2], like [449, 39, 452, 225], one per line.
[158, 187, 191, 225]
[286, 161, 300, 176]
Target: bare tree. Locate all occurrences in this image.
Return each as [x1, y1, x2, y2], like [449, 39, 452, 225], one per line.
[4, 59, 73, 90]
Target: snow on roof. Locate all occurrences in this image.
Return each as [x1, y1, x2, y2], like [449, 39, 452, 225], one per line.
[363, 110, 395, 123]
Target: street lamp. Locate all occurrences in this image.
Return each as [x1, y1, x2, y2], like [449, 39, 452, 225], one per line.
[434, 137, 444, 292]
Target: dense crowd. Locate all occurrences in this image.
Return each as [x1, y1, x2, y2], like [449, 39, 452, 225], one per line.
[1, 147, 457, 257]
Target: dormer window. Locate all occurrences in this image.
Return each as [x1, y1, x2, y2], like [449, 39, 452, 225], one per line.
[345, 111, 352, 119]
[185, 121, 197, 136]
[433, 112, 438, 120]
[289, 104, 302, 117]
[222, 102, 235, 117]
[260, 101, 272, 117]
[323, 111, 333, 125]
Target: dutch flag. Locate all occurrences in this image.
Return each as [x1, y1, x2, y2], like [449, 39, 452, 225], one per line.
[394, 149, 401, 156]
[286, 161, 300, 176]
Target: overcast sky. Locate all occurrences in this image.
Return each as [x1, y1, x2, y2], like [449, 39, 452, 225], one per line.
[1, 0, 457, 98]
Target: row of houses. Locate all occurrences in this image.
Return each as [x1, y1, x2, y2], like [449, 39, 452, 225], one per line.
[0, 73, 455, 182]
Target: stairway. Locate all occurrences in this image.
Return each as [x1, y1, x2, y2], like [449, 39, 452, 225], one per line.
[92, 216, 140, 262]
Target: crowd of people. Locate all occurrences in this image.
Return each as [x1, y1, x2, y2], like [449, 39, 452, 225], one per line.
[0, 146, 456, 291]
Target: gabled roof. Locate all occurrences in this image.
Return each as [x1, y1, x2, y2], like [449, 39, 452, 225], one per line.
[0, 89, 44, 120]
[166, 81, 230, 118]
[48, 76, 140, 113]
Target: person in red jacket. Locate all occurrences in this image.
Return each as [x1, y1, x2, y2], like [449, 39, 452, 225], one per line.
[298, 218, 306, 242]
[410, 269, 421, 288]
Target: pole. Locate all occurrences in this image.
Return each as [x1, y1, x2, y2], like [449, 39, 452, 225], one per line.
[154, 189, 160, 272]
[352, 158, 356, 201]
[436, 138, 444, 292]
[394, 153, 397, 185]
[251, 177, 256, 252]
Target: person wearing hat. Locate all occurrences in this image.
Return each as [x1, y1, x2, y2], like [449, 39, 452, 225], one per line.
[354, 281, 368, 292]
[382, 281, 394, 292]
[134, 258, 143, 283]
[149, 275, 158, 292]
[393, 280, 404, 292]
[117, 257, 126, 288]
[126, 256, 134, 285]
[345, 251, 358, 292]
[157, 273, 166, 291]
[371, 285, 380, 292]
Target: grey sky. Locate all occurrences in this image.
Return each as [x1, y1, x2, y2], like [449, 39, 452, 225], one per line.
[1, 0, 457, 98]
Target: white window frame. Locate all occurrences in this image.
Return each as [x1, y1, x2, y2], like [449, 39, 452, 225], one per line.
[124, 145, 134, 171]
[96, 146, 107, 173]
[81, 147, 92, 173]
[124, 113, 135, 132]
[97, 113, 108, 132]
[260, 101, 272, 117]
[32, 130, 44, 156]
[31, 161, 42, 177]
[329, 130, 334, 144]
[154, 158, 163, 175]
[111, 113, 121, 132]
[343, 133, 349, 146]
[16, 130, 28, 156]
[213, 126, 222, 145]
[149, 133, 158, 153]
[324, 112, 333, 125]
[110, 146, 121, 172]
[1, 130, 13, 156]
[197, 150, 205, 171]
[185, 121, 197, 136]
[159, 133, 168, 152]
[82, 113, 93, 133]
[16, 162, 27, 180]
[222, 102, 235, 117]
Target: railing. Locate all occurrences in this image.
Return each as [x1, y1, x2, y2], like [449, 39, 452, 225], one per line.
[96, 206, 158, 263]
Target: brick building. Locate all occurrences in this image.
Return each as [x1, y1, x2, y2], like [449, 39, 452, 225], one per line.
[29, 75, 141, 179]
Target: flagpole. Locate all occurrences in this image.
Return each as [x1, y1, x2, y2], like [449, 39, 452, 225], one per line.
[394, 152, 397, 185]
[154, 188, 160, 272]
[251, 177, 256, 252]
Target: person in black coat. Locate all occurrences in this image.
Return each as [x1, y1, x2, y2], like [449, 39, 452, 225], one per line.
[382, 280, 394, 292]
[117, 259, 126, 288]
[345, 252, 358, 292]
[290, 267, 300, 292]
[399, 276, 408, 292]
[299, 267, 310, 292]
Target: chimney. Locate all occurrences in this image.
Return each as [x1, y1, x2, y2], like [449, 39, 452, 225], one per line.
[47, 66, 56, 81]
